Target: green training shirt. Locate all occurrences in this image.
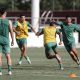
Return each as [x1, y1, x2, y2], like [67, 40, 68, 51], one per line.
[58, 22, 80, 44]
[0, 18, 9, 44]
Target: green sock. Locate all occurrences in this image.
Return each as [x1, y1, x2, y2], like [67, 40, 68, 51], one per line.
[0, 66, 2, 72]
[24, 56, 29, 60]
[19, 56, 23, 61]
[59, 62, 62, 67]
[8, 65, 12, 72]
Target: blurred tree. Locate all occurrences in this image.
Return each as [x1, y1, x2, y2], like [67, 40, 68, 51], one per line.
[16, 0, 31, 11]
[40, 0, 53, 10]
[0, 0, 10, 9]
[40, 0, 80, 10]
[58, 0, 73, 10]
[73, 0, 80, 10]
[0, 0, 80, 11]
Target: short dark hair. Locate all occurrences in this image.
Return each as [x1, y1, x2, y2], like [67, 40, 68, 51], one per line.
[19, 15, 25, 18]
[0, 7, 6, 16]
[49, 21, 53, 26]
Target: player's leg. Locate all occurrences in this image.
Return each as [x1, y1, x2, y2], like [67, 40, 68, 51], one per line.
[0, 45, 2, 75]
[52, 43, 63, 70]
[70, 43, 80, 66]
[64, 43, 79, 66]
[71, 48, 80, 66]
[18, 47, 23, 65]
[17, 38, 31, 64]
[0, 53, 2, 75]
[6, 54, 12, 75]
[16, 39, 25, 64]
[22, 38, 31, 64]
[3, 44, 12, 75]
[22, 43, 31, 64]
[44, 43, 56, 59]
[72, 48, 80, 61]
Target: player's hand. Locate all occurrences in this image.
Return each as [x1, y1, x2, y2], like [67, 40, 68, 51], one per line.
[59, 41, 62, 45]
[11, 40, 14, 46]
[36, 32, 39, 36]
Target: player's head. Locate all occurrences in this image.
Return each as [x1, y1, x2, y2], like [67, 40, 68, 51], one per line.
[0, 7, 7, 18]
[49, 21, 54, 26]
[65, 15, 72, 23]
[19, 15, 26, 22]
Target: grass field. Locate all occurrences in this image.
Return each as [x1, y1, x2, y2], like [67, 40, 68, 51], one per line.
[0, 47, 80, 80]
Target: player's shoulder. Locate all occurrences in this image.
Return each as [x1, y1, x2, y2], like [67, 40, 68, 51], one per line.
[1, 18, 10, 24]
[3, 18, 9, 21]
[71, 23, 77, 27]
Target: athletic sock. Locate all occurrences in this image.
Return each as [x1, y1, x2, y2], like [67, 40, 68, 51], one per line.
[8, 65, 12, 72]
[19, 56, 23, 61]
[59, 63, 64, 70]
[24, 56, 31, 64]
[0, 66, 2, 72]
[24, 56, 27, 60]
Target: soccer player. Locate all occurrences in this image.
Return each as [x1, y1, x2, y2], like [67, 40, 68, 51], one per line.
[0, 7, 14, 75]
[36, 21, 64, 70]
[53, 16, 80, 67]
[13, 15, 36, 65]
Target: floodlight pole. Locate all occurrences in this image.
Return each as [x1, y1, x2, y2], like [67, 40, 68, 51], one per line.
[31, 0, 40, 32]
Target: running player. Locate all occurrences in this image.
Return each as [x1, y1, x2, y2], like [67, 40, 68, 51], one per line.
[53, 16, 80, 67]
[13, 15, 36, 65]
[36, 21, 63, 70]
[0, 7, 14, 75]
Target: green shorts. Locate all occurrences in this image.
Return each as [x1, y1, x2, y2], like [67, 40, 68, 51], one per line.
[0, 36, 10, 54]
[16, 38, 27, 48]
[44, 42, 57, 54]
[64, 42, 76, 53]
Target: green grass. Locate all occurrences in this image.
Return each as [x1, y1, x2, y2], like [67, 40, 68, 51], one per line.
[0, 48, 80, 80]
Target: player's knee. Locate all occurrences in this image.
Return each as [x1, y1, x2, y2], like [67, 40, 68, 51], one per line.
[46, 56, 51, 59]
[6, 54, 11, 59]
[69, 51, 74, 56]
[46, 54, 53, 59]
[70, 51, 73, 54]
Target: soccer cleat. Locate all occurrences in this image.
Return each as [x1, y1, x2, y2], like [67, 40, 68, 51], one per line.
[59, 63, 64, 70]
[8, 71, 12, 75]
[78, 64, 80, 68]
[18, 61, 22, 65]
[60, 67, 64, 70]
[77, 60, 80, 68]
[0, 72, 2, 76]
[27, 57, 31, 64]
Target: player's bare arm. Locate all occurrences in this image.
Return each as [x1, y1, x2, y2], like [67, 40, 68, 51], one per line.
[29, 24, 36, 34]
[13, 27, 20, 36]
[58, 32, 63, 45]
[9, 20, 14, 46]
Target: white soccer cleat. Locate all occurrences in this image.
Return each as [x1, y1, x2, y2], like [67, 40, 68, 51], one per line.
[27, 57, 31, 64]
[8, 71, 12, 75]
[0, 72, 2, 76]
[18, 61, 22, 65]
[60, 64, 64, 70]
[77, 60, 80, 68]
[60, 67, 64, 70]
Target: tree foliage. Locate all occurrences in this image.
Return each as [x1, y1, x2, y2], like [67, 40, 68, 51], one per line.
[0, 0, 80, 11]
[40, 0, 80, 10]
[16, 0, 31, 11]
